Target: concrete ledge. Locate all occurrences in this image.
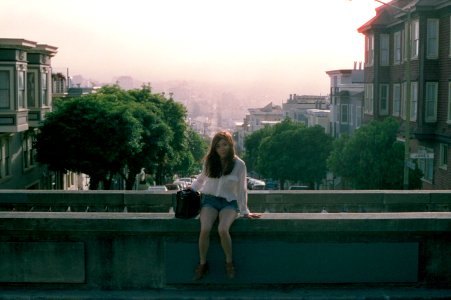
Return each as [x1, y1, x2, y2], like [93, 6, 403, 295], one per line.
[1, 287, 451, 300]
[1, 211, 451, 290]
[1, 190, 451, 213]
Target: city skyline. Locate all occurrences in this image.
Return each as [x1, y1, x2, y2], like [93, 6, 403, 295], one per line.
[1, 0, 380, 102]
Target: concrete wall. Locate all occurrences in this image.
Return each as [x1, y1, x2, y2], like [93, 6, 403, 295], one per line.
[1, 191, 451, 294]
[1, 190, 451, 213]
[0, 211, 451, 290]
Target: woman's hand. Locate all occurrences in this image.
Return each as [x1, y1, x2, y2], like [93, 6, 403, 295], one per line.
[243, 212, 262, 219]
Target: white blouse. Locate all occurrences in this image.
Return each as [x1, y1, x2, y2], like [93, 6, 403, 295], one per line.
[191, 156, 250, 215]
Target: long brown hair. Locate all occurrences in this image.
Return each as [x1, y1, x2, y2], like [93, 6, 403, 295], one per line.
[204, 131, 236, 178]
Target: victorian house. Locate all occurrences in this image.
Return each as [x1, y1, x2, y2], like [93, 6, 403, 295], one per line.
[326, 65, 364, 138]
[358, 0, 451, 189]
[0, 38, 57, 189]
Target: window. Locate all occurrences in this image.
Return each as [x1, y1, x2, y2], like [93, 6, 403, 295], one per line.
[380, 34, 389, 66]
[364, 84, 374, 115]
[379, 84, 389, 115]
[401, 82, 407, 119]
[341, 104, 349, 124]
[27, 71, 37, 108]
[0, 139, 2, 178]
[439, 143, 448, 170]
[0, 137, 11, 178]
[41, 71, 48, 106]
[410, 82, 418, 121]
[418, 147, 434, 182]
[0, 70, 10, 109]
[18, 71, 25, 109]
[425, 82, 438, 122]
[356, 105, 362, 128]
[427, 19, 439, 59]
[394, 31, 402, 64]
[393, 83, 401, 117]
[401, 82, 417, 121]
[23, 133, 36, 169]
[411, 19, 419, 59]
[350, 104, 354, 126]
[366, 34, 374, 66]
[448, 82, 451, 124]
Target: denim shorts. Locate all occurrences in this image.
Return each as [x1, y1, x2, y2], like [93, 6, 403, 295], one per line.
[201, 194, 239, 212]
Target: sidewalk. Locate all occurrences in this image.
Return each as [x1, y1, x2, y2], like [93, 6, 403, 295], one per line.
[1, 287, 451, 300]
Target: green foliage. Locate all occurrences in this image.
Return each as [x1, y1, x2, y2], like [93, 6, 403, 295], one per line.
[35, 85, 206, 190]
[245, 118, 333, 189]
[327, 117, 422, 189]
[35, 96, 142, 189]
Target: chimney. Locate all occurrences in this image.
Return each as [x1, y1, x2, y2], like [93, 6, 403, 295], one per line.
[359, 61, 362, 70]
[354, 61, 357, 70]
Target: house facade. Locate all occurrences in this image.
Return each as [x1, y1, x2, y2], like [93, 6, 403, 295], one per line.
[282, 94, 328, 125]
[326, 67, 364, 138]
[0, 39, 57, 189]
[358, 0, 451, 189]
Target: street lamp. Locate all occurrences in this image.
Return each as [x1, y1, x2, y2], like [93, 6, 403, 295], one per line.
[374, 0, 412, 189]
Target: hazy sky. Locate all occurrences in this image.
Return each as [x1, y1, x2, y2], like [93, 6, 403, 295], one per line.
[1, 0, 380, 100]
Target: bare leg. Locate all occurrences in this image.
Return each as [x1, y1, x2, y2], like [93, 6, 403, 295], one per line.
[198, 206, 218, 264]
[217, 208, 238, 263]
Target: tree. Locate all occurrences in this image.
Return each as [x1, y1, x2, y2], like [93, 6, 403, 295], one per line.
[35, 96, 142, 189]
[256, 122, 332, 189]
[243, 125, 274, 174]
[327, 117, 422, 189]
[244, 119, 332, 189]
[36, 85, 206, 190]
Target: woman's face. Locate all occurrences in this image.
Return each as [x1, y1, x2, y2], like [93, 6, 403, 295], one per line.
[215, 139, 230, 159]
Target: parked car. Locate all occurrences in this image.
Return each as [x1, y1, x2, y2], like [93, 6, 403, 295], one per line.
[247, 177, 266, 190]
[147, 185, 168, 192]
[265, 180, 279, 190]
[178, 177, 193, 187]
[165, 183, 181, 191]
[173, 180, 187, 190]
[288, 185, 310, 190]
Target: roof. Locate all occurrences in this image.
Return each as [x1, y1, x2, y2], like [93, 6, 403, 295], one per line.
[358, 0, 450, 33]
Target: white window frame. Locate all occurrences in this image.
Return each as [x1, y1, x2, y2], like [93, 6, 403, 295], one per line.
[402, 82, 417, 121]
[418, 146, 434, 183]
[411, 19, 420, 59]
[356, 105, 362, 128]
[439, 143, 448, 170]
[427, 19, 439, 59]
[380, 34, 390, 66]
[18, 70, 26, 109]
[401, 82, 407, 119]
[394, 31, 402, 64]
[410, 81, 418, 122]
[364, 84, 374, 115]
[41, 70, 49, 107]
[448, 81, 451, 124]
[341, 104, 349, 124]
[23, 132, 36, 170]
[379, 84, 389, 115]
[0, 136, 11, 178]
[393, 83, 401, 117]
[425, 82, 438, 123]
[366, 34, 374, 66]
[27, 69, 39, 108]
[0, 68, 12, 110]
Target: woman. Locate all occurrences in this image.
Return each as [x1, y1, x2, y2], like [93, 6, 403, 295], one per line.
[191, 131, 261, 280]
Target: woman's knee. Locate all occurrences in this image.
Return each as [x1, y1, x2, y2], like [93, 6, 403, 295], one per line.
[217, 225, 230, 237]
[199, 227, 212, 238]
